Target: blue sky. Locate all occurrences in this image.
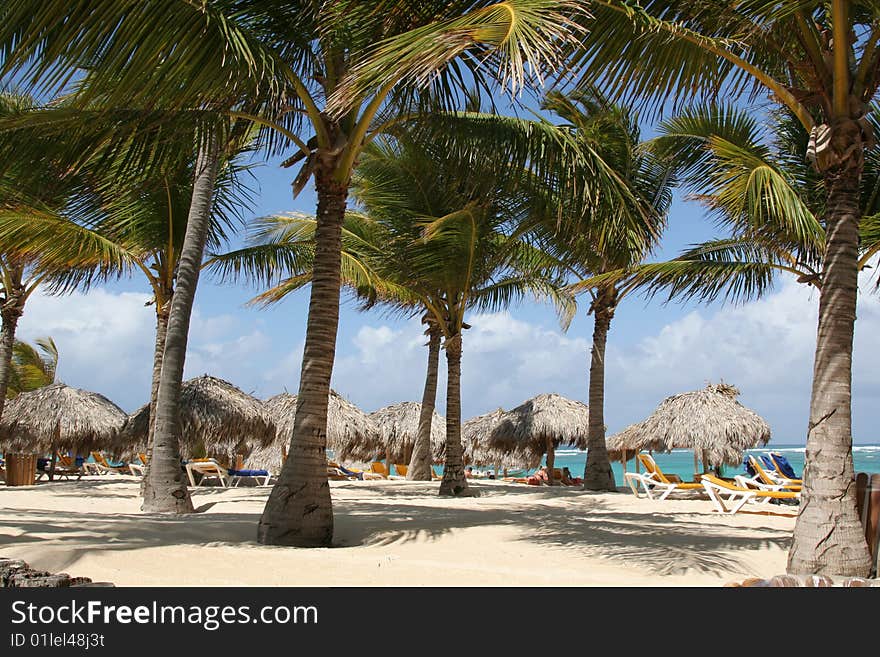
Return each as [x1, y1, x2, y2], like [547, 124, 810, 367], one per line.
[15, 96, 880, 446]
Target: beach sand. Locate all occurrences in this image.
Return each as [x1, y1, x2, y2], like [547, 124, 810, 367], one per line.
[0, 475, 797, 586]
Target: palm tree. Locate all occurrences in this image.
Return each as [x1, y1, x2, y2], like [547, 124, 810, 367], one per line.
[7, 337, 58, 398]
[0, 137, 256, 468]
[211, 127, 578, 497]
[569, 0, 877, 576]
[533, 90, 672, 492]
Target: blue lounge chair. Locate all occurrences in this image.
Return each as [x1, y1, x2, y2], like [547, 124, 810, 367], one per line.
[228, 468, 273, 487]
[768, 452, 800, 480]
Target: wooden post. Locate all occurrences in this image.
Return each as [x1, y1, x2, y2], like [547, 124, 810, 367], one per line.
[385, 446, 392, 476]
[693, 451, 699, 478]
[545, 436, 556, 486]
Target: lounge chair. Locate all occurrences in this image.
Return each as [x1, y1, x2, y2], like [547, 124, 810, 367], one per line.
[185, 458, 231, 487]
[88, 451, 129, 475]
[128, 453, 148, 476]
[431, 467, 442, 481]
[765, 453, 803, 483]
[624, 453, 704, 500]
[747, 455, 801, 491]
[228, 467, 273, 487]
[369, 462, 389, 479]
[701, 473, 799, 514]
[394, 464, 408, 477]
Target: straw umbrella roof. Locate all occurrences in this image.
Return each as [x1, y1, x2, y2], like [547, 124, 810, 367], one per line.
[248, 390, 380, 469]
[369, 401, 446, 463]
[115, 374, 275, 459]
[461, 408, 540, 469]
[0, 382, 128, 454]
[605, 382, 771, 466]
[487, 393, 589, 464]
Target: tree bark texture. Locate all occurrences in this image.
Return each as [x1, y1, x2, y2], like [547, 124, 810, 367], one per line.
[142, 139, 221, 514]
[789, 121, 872, 576]
[439, 334, 475, 497]
[407, 321, 441, 481]
[582, 293, 617, 491]
[258, 170, 348, 546]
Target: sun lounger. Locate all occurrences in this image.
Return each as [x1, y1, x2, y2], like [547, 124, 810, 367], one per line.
[228, 468, 273, 486]
[128, 453, 148, 476]
[394, 464, 408, 477]
[701, 473, 799, 514]
[88, 451, 129, 475]
[624, 453, 704, 499]
[185, 458, 231, 487]
[764, 453, 803, 483]
[748, 455, 801, 491]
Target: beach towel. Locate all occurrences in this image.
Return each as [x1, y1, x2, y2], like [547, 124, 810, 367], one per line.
[742, 455, 757, 477]
[769, 453, 799, 479]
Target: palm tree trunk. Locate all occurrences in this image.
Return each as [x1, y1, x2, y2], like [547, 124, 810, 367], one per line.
[0, 305, 22, 420]
[408, 322, 441, 481]
[582, 299, 617, 491]
[258, 170, 347, 546]
[439, 335, 474, 497]
[788, 143, 872, 576]
[0, 265, 25, 420]
[142, 139, 221, 514]
[140, 301, 170, 491]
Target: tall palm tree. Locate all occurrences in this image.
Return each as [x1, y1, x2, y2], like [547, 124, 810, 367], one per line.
[210, 128, 579, 497]
[534, 90, 672, 492]
[0, 138, 256, 477]
[569, 0, 878, 576]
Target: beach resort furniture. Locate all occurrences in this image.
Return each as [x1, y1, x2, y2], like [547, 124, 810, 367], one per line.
[87, 451, 129, 475]
[394, 464, 408, 477]
[431, 467, 442, 480]
[128, 453, 148, 476]
[36, 453, 84, 481]
[701, 473, 799, 514]
[228, 467, 273, 487]
[185, 458, 231, 487]
[624, 452, 704, 499]
[764, 453, 803, 483]
[369, 462, 389, 479]
[747, 455, 801, 491]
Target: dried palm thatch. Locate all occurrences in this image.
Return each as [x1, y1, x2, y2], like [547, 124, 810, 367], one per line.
[0, 382, 128, 454]
[605, 382, 771, 466]
[488, 393, 589, 467]
[368, 401, 445, 463]
[248, 390, 380, 471]
[461, 408, 540, 469]
[114, 374, 274, 461]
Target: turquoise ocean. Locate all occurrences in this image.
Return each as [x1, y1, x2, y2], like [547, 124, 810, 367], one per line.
[486, 444, 880, 484]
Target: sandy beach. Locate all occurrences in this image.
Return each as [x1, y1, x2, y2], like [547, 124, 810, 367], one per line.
[0, 475, 798, 586]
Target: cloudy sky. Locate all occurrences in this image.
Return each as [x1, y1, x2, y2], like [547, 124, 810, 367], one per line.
[15, 126, 880, 446]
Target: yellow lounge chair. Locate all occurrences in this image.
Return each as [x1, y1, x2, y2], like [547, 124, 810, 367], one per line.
[765, 453, 804, 485]
[624, 453, 704, 500]
[128, 452, 148, 476]
[394, 464, 408, 477]
[369, 462, 389, 479]
[88, 451, 129, 475]
[701, 473, 800, 514]
[747, 455, 801, 491]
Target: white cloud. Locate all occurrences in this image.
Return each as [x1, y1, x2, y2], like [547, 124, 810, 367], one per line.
[12, 272, 880, 444]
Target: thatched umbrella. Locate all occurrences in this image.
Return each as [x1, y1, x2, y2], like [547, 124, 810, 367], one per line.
[461, 408, 538, 472]
[0, 382, 128, 483]
[487, 394, 590, 482]
[606, 382, 771, 474]
[249, 390, 380, 472]
[369, 401, 445, 465]
[114, 374, 275, 465]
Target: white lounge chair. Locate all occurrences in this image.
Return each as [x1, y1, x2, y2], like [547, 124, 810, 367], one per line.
[185, 459, 231, 487]
[701, 473, 799, 514]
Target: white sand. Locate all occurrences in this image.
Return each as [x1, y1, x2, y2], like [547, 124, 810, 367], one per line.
[0, 475, 798, 586]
